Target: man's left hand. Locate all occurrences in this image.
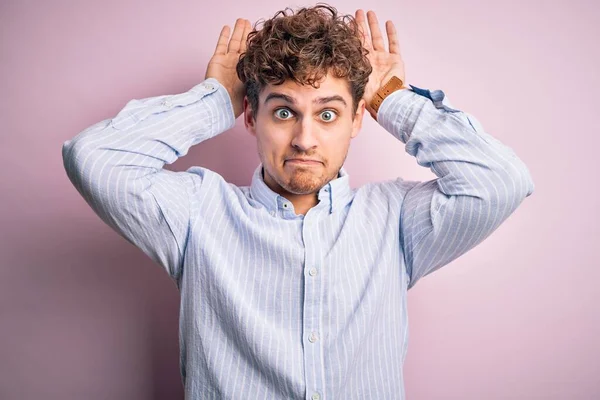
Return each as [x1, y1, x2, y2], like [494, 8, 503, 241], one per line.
[355, 9, 407, 120]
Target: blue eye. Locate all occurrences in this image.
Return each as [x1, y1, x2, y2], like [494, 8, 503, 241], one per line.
[274, 108, 294, 120]
[320, 110, 337, 122]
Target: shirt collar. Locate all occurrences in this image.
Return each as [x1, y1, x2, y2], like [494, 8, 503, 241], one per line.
[249, 163, 353, 215]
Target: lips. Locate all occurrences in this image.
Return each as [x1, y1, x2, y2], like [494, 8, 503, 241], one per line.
[287, 159, 321, 163]
[286, 159, 323, 165]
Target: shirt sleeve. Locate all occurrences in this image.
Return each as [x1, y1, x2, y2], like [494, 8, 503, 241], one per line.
[377, 85, 535, 289]
[61, 78, 235, 283]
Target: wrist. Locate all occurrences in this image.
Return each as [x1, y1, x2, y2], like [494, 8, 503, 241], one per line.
[369, 76, 407, 116]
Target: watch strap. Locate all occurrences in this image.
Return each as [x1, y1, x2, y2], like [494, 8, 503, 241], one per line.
[370, 76, 406, 113]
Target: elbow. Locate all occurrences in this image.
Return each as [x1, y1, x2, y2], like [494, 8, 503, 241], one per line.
[522, 159, 535, 197]
[486, 157, 535, 215]
[521, 169, 535, 199]
[62, 120, 111, 186]
[508, 156, 535, 201]
[62, 137, 90, 187]
[62, 138, 82, 186]
[62, 133, 102, 192]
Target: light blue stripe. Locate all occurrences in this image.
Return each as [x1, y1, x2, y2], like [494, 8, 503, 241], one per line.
[62, 78, 534, 399]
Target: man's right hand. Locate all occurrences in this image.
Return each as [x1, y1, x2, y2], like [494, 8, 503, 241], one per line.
[205, 18, 252, 119]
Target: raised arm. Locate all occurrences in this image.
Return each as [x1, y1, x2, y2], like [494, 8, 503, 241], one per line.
[356, 10, 534, 288]
[381, 87, 534, 288]
[61, 19, 251, 282]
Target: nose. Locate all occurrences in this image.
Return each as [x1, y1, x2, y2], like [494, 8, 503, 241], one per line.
[290, 116, 318, 151]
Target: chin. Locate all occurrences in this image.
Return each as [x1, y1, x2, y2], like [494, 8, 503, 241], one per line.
[283, 168, 329, 195]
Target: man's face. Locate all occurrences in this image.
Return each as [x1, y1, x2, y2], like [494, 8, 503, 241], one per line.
[243, 74, 366, 196]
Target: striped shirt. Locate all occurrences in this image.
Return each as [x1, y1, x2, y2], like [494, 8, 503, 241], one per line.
[62, 77, 534, 399]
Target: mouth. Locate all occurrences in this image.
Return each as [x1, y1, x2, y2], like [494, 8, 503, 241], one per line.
[285, 159, 323, 166]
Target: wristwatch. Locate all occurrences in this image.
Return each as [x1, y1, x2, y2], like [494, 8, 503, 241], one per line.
[370, 76, 407, 114]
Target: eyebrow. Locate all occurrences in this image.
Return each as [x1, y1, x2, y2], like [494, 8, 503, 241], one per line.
[264, 92, 347, 107]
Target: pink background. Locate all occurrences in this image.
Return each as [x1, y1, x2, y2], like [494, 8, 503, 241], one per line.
[1, 0, 598, 399]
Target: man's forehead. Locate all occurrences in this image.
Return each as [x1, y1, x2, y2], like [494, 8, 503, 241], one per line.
[259, 76, 352, 105]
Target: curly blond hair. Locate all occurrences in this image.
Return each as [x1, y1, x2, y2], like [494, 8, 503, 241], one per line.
[236, 4, 372, 116]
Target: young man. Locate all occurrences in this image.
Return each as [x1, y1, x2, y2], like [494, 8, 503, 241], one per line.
[62, 5, 534, 399]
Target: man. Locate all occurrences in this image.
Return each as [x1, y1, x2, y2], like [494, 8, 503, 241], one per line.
[62, 5, 534, 399]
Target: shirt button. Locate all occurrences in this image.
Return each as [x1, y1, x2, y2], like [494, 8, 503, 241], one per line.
[308, 332, 319, 343]
[309, 268, 317, 276]
[270, 211, 276, 217]
[204, 83, 214, 90]
[161, 99, 172, 108]
[311, 393, 320, 400]
[283, 203, 289, 208]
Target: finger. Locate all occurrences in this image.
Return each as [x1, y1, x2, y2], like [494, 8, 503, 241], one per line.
[214, 25, 231, 55]
[386, 20, 401, 55]
[240, 19, 251, 53]
[355, 9, 372, 50]
[227, 18, 246, 53]
[367, 11, 385, 51]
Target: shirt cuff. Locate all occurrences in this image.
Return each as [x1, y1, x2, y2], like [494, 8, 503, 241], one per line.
[406, 84, 461, 113]
[377, 84, 462, 134]
[189, 77, 236, 133]
[109, 77, 236, 136]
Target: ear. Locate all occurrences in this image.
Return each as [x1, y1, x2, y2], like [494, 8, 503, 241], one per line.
[243, 97, 256, 137]
[350, 98, 366, 139]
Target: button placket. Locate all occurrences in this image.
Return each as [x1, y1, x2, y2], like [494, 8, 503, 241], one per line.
[301, 214, 326, 400]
